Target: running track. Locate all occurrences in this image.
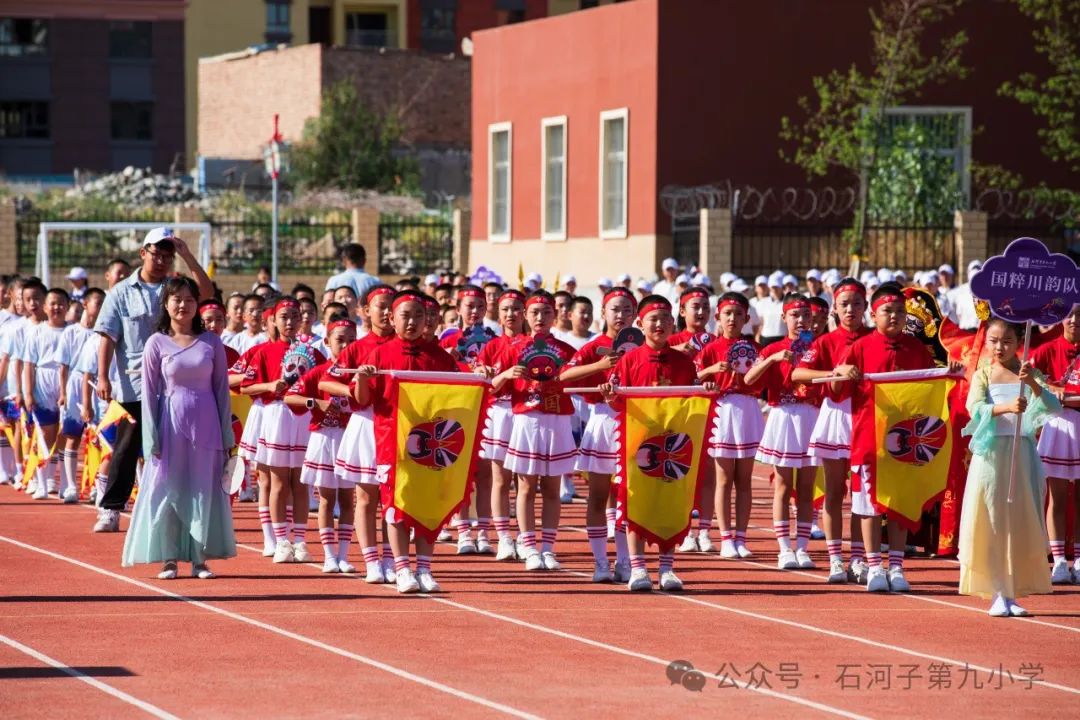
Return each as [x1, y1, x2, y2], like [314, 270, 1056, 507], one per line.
[1, 466, 1076, 719]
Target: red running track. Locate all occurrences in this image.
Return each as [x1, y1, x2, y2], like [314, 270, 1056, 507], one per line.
[0, 470, 1077, 719]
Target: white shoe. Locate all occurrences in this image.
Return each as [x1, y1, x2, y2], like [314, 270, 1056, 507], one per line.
[719, 539, 738, 558]
[541, 551, 560, 571]
[559, 475, 575, 503]
[32, 482, 47, 500]
[827, 557, 848, 583]
[0, 475, 10, 485]
[866, 567, 889, 592]
[476, 535, 493, 555]
[523, 549, 543, 571]
[456, 537, 477, 555]
[337, 558, 356, 574]
[437, 527, 453, 542]
[364, 561, 385, 584]
[25, 476, 37, 494]
[380, 557, 397, 583]
[777, 549, 798, 570]
[887, 566, 910, 592]
[87, 486, 97, 505]
[1050, 558, 1072, 584]
[495, 537, 517, 561]
[613, 561, 631, 583]
[416, 570, 442, 593]
[395, 568, 420, 594]
[795, 548, 815, 569]
[272, 540, 294, 563]
[291, 541, 312, 563]
[697, 534, 714, 553]
[678, 534, 699, 553]
[659, 570, 684, 591]
[1073, 559, 1080, 584]
[1007, 599, 1030, 617]
[46, 479, 58, 494]
[322, 557, 341, 573]
[157, 562, 178, 580]
[628, 568, 653, 592]
[191, 564, 215, 580]
[988, 593, 1010, 617]
[62, 489, 78, 504]
[92, 509, 120, 533]
[810, 522, 825, 540]
[849, 559, 868, 585]
[592, 562, 613, 582]
[262, 543, 276, 558]
[736, 542, 753, 558]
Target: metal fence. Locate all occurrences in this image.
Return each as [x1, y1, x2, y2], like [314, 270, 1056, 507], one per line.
[987, 219, 1078, 260]
[378, 216, 453, 276]
[205, 210, 352, 274]
[16, 208, 170, 273]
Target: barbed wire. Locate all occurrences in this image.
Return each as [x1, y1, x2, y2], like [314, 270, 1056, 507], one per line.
[972, 188, 1078, 222]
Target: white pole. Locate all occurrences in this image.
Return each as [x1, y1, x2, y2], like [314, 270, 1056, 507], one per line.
[39, 227, 49, 288]
[271, 174, 279, 284]
[1006, 319, 1033, 504]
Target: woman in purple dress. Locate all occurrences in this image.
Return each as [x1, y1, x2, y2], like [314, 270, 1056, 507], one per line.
[122, 277, 236, 579]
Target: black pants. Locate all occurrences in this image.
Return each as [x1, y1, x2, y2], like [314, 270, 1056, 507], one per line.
[100, 401, 142, 511]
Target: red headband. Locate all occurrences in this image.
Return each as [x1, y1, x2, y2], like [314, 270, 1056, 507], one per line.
[456, 288, 485, 302]
[871, 293, 904, 312]
[603, 288, 636, 308]
[782, 299, 810, 314]
[524, 294, 554, 310]
[199, 301, 224, 315]
[364, 286, 394, 305]
[716, 298, 745, 313]
[499, 290, 524, 305]
[833, 279, 866, 299]
[637, 299, 670, 320]
[421, 296, 439, 309]
[680, 288, 709, 306]
[274, 298, 299, 314]
[261, 307, 274, 321]
[326, 319, 354, 334]
[392, 292, 425, 311]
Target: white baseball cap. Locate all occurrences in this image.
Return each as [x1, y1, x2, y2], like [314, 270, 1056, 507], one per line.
[730, 279, 749, 293]
[782, 274, 798, 287]
[142, 226, 176, 246]
[635, 278, 653, 291]
[616, 273, 632, 283]
[597, 277, 613, 288]
[866, 277, 881, 290]
[661, 257, 679, 271]
[692, 273, 711, 287]
[805, 268, 822, 281]
[768, 271, 785, 288]
[893, 269, 908, 281]
[938, 263, 955, 275]
[563, 274, 577, 284]
[719, 271, 736, 288]
[754, 275, 768, 286]
[675, 273, 689, 285]
[423, 273, 439, 285]
[526, 271, 542, 284]
[876, 268, 894, 283]
[66, 266, 88, 281]
[967, 259, 983, 275]
[859, 270, 876, 284]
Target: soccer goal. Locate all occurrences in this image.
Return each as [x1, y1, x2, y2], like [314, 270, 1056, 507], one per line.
[36, 222, 212, 287]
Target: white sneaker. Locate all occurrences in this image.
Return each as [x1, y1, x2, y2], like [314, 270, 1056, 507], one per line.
[659, 570, 684, 591]
[32, 481, 47, 500]
[157, 562, 178, 580]
[887, 566, 910, 592]
[46, 479, 58, 495]
[456, 537, 477, 555]
[395, 568, 420, 594]
[719, 539, 738, 558]
[592, 562, 613, 582]
[87, 486, 97, 505]
[827, 557, 848, 583]
[736, 542, 753, 558]
[628, 568, 653, 592]
[612, 560, 631, 583]
[1050, 558, 1072, 584]
[1007, 599, 1030, 617]
[523, 549, 543, 571]
[989, 593, 1010, 617]
[437, 527, 453, 542]
[0, 475, 10, 485]
[92, 509, 120, 533]
[495, 537, 517, 561]
[697, 533, 714, 553]
[678, 534, 698, 553]
[476, 535, 493, 555]
[322, 557, 341, 573]
[380, 557, 397, 583]
[541, 551, 560, 571]
[559, 475, 575, 503]
[810, 522, 825, 540]
[795, 548, 816, 569]
[262, 542, 276, 557]
[191, 564, 215, 579]
[416, 570, 442, 593]
[272, 540, 294, 563]
[337, 558, 356, 574]
[1073, 559, 1080, 584]
[291, 541, 312, 563]
[777, 549, 798, 570]
[62, 488, 78, 504]
[866, 567, 889, 592]
[515, 539, 527, 560]
[848, 559, 868, 585]
[364, 561, 385, 584]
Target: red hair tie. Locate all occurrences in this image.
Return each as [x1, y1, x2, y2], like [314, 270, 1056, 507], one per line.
[637, 299, 670, 320]
[680, 288, 709, 306]
[524, 294, 554, 310]
[782, 299, 810, 314]
[603, 288, 636, 308]
[391, 292, 425, 311]
[833, 280, 866, 299]
[261, 307, 275, 321]
[326, 319, 354, 334]
[871, 294, 904, 312]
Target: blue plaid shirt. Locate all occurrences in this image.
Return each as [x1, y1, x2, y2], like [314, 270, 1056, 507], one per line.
[94, 270, 164, 402]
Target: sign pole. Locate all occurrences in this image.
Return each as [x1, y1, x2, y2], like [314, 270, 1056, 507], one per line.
[268, 114, 283, 285]
[1006, 319, 1033, 504]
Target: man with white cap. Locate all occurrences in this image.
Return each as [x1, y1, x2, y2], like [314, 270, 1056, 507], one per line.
[562, 275, 577, 294]
[66, 267, 89, 302]
[805, 269, 831, 306]
[757, 271, 786, 345]
[718, 272, 737, 292]
[782, 274, 799, 294]
[616, 273, 632, 289]
[525, 271, 543, 292]
[423, 273, 439, 296]
[652, 258, 681, 305]
[91, 227, 213, 532]
[937, 263, 955, 293]
[947, 259, 983, 330]
[634, 278, 654, 300]
[731, 278, 762, 338]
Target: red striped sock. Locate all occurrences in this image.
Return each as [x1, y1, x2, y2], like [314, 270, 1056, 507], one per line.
[476, 517, 490, 536]
[1050, 540, 1066, 561]
[381, 543, 393, 561]
[337, 524, 354, 561]
[796, 521, 812, 551]
[698, 517, 712, 536]
[361, 546, 379, 565]
[773, 520, 791, 551]
[394, 555, 410, 573]
[630, 554, 646, 571]
[734, 530, 747, 547]
[285, 505, 294, 540]
[541, 528, 557, 554]
[866, 552, 882, 569]
[416, 555, 432, 573]
[613, 524, 629, 565]
[455, 518, 471, 539]
[719, 530, 734, 543]
[605, 507, 616, 534]
[319, 528, 336, 560]
[272, 522, 288, 540]
[586, 525, 607, 564]
[888, 550, 904, 569]
[850, 541, 865, 563]
[493, 517, 511, 540]
[293, 521, 306, 544]
[826, 539, 843, 562]
[518, 531, 536, 549]
[659, 552, 674, 574]
[1074, 542, 1080, 560]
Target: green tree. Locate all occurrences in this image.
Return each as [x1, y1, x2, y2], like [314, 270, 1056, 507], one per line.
[779, 0, 968, 262]
[290, 81, 420, 193]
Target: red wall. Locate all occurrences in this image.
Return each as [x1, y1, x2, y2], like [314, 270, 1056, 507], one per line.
[471, 0, 661, 241]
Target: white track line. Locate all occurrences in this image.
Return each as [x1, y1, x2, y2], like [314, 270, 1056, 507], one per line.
[0, 633, 181, 720]
[0, 535, 539, 720]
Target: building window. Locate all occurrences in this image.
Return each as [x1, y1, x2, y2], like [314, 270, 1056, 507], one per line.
[880, 106, 973, 210]
[0, 18, 47, 57]
[420, 0, 456, 54]
[580, 0, 599, 8]
[496, 0, 526, 24]
[488, 122, 512, 242]
[108, 21, 152, 59]
[111, 102, 153, 140]
[265, 1, 292, 43]
[0, 102, 49, 138]
[541, 116, 567, 240]
[599, 108, 628, 238]
[345, 12, 394, 48]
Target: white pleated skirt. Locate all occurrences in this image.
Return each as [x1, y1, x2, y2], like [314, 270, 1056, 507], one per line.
[1038, 407, 1080, 480]
[504, 413, 577, 477]
[807, 397, 852, 462]
[334, 408, 378, 485]
[708, 393, 765, 459]
[575, 403, 619, 474]
[479, 398, 513, 462]
[237, 400, 265, 461]
[256, 401, 311, 468]
[755, 403, 819, 468]
[301, 427, 355, 489]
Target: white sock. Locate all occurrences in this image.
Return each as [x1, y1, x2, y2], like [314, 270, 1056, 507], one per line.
[0, 437, 13, 481]
[258, 506, 275, 547]
[614, 523, 629, 565]
[62, 449, 78, 495]
[586, 526, 607, 564]
[319, 527, 336, 561]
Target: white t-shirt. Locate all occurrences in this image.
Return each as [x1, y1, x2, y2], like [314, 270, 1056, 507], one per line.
[226, 331, 266, 355]
[755, 296, 785, 338]
[0, 315, 27, 396]
[483, 317, 503, 336]
[24, 322, 67, 408]
[554, 329, 596, 351]
[947, 283, 980, 330]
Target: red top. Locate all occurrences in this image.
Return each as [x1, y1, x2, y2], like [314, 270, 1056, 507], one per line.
[224, 344, 240, 369]
[476, 334, 522, 400]
[505, 334, 577, 415]
[797, 326, 872, 402]
[286, 360, 354, 431]
[327, 331, 394, 410]
[755, 338, 821, 407]
[438, 325, 497, 371]
[695, 336, 762, 397]
[1064, 355, 1080, 394]
[228, 345, 254, 375]
[241, 339, 326, 404]
[610, 343, 698, 392]
[563, 334, 615, 405]
[1030, 335, 1080, 384]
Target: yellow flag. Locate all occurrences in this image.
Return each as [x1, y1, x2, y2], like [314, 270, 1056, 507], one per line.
[618, 392, 712, 549]
[871, 378, 955, 530]
[812, 466, 826, 509]
[98, 400, 136, 430]
[81, 430, 102, 498]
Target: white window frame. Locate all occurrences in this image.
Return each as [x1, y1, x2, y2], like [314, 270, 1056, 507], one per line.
[882, 105, 973, 204]
[488, 121, 512, 243]
[598, 107, 628, 239]
[540, 115, 568, 241]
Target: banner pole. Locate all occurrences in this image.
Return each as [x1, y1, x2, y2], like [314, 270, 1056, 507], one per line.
[1006, 319, 1033, 504]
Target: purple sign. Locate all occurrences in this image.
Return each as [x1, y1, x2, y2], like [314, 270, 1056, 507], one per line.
[970, 237, 1080, 325]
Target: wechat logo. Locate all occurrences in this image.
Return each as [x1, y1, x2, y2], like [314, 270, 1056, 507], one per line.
[666, 659, 707, 692]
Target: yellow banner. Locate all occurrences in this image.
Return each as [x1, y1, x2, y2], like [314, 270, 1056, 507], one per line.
[98, 400, 136, 430]
[873, 379, 956, 529]
[390, 379, 487, 541]
[621, 394, 712, 549]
